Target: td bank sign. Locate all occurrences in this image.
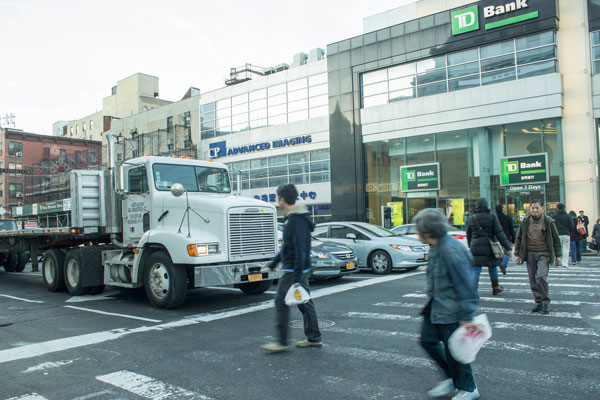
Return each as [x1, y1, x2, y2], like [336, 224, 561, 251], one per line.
[500, 153, 549, 186]
[451, 0, 539, 36]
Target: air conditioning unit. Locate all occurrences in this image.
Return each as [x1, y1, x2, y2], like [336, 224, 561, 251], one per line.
[15, 151, 23, 157]
[16, 192, 23, 198]
[166, 139, 174, 145]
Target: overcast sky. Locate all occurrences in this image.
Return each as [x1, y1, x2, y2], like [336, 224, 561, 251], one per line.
[0, 0, 416, 135]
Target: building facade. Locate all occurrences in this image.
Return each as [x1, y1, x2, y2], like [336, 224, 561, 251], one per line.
[326, 0, 599, 226]
[0, 128, 102, 214]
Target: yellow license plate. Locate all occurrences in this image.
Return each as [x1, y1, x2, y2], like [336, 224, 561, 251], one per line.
[346, 262, 355, 270]
[424, 254, 429, 260]
[248, 273, 263, 282]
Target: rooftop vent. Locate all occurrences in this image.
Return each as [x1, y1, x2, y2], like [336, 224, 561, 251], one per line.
[291, 53, 308, 67]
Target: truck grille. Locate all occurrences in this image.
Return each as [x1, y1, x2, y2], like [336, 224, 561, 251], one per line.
[229, 212, 276, 259]
[332, 251, 355, 260]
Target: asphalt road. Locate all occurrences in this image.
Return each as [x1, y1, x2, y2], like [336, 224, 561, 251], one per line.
[1, 258, 599, 400]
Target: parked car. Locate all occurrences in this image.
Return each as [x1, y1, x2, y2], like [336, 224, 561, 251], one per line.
[314, 222, 428, 274]
[278, 222, 358, 280]
[309, 239, 359, 280]
[392, 223, 468, 248]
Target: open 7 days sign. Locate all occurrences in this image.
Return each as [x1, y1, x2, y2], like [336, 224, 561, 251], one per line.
[500, 153, 549, 186]
[400, 163, 440, 192]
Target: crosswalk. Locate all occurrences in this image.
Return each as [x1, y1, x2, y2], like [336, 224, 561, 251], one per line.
[4, 262, 599, 399]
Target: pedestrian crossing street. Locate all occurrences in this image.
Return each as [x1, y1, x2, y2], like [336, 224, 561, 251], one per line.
[4, 263, 600, 399]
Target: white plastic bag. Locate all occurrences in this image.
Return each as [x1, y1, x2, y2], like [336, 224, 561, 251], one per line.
[448, 314, 492, 364]
[284, 284, 310, 306]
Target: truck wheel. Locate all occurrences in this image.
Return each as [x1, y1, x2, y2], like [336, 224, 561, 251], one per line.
[88, 285, 105, 295]
[64, 249, 86, 296]
[43, 250, 66, 292]
[143, 251, 187, 309]
[15, 252, 29, 272]
[369, 250, 392, 274]
[237, 280, 273, 294]
[3, 253, 17, 272]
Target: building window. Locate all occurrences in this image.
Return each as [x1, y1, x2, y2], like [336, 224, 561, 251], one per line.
[83, 122, 86, 131]
[16, 163, 22, 177]
[8, 162, 15, 177]
[0, 183, 3, 198]
[8, 141, 23, 157]
[361, 30, 557, 108]
[76, 125, 80, 134]
[90, 120, 94, 130]
[0, 141, 3, 155]
[70, 127, 74, 136]
[167, 116, 173, 134]
[9, 183, 23, 198]
[592, 30, 600, 74]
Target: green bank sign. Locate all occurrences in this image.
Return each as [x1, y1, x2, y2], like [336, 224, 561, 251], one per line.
[500, 153, 549, 186]
[400, 163, 440, 192]
[451, 0, 539, 36]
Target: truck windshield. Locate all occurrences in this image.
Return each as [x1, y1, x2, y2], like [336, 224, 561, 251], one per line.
[152, 164, 231, 193]
[0, 220, 18, 230]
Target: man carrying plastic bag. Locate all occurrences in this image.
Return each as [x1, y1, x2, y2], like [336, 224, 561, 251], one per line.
[261, 183, 322, 353]
[414, 209, 481, 400]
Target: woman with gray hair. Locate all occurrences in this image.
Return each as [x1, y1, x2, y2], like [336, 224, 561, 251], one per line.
[414, 208, 481, 400]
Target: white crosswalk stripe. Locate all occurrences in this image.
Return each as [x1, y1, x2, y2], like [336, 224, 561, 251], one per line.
[401, 293, 600, 306]
[96, 370, 214, 400]
[5, 394, 48, 400]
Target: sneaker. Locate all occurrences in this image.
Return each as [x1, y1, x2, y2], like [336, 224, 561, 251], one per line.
[541, 304, 549, 315]
[499, 264, 507, 275]
[296, 339, 323, 348]
[531, 304, 542, 313]
[452, 387, 480, 400]
[261, 342, 290, 353]
[427, 378, 455, 397]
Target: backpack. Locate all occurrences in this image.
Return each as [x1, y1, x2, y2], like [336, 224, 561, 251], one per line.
[577, 219, 587, 235]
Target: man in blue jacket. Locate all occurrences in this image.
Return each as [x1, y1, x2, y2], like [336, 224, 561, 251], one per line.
[415, 208, 481, 400]
[262, 183, 322, 352]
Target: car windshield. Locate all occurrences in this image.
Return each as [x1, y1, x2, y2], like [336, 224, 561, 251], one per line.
[153, 164, 231, 193]
[351, 223, 396, 237]
[0, 220, 17, 230]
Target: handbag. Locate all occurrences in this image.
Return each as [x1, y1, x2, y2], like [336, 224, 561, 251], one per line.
[472, 215, 505, 259]
[576, 219, 587, 235]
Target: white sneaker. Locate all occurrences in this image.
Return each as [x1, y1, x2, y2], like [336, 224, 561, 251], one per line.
[427, 378, 455, 397]
[452, 387, 480, 400]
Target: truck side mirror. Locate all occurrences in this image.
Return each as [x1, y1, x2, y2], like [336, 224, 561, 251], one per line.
[170, 183, 185, 197]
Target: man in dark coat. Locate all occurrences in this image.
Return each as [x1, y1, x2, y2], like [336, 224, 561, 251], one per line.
[551, 203, 573, 268]
[262, 183, 322, 352]
[467, 198, 512, 295]
[495, 204, 515, 275]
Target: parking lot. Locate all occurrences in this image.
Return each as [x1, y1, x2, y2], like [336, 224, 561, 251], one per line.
[1, 260, 600, 400]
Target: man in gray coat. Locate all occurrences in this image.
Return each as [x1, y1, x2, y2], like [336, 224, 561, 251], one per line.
[515, 199, 561, 315]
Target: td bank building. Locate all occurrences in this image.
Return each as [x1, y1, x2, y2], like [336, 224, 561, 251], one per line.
[324, 0, 600, 225]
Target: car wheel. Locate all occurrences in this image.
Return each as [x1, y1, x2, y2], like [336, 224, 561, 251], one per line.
[143, 251, 187, 309]
[369, 250, 392, 274]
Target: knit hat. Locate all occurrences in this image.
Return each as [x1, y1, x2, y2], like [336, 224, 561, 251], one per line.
[476, 197, 489, 209]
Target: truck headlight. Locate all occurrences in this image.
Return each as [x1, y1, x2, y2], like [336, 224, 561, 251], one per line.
[390, 244, 413, 252]
[188, 243, 220, 256]
[310, 250, 329, 259]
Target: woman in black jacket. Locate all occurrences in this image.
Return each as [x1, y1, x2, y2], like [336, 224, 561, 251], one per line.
[466, 197, 512, 295]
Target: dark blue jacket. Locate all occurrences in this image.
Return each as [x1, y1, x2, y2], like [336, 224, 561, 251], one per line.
[426, 234, 479, 324]
[268, 205, 315, 283]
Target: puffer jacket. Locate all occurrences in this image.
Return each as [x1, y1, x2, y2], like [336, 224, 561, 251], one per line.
[467, 208, 511, 267]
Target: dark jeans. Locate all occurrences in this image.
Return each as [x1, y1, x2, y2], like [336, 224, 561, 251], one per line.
[570, 240, 581, 263]
[420, 310, 476, 392]
[274, 271, 321, 345]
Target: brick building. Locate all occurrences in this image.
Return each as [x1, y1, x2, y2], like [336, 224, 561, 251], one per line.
[0, 128, 102, 214]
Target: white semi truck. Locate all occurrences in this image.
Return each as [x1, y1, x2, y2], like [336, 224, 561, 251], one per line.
[0, 134, 280, 308]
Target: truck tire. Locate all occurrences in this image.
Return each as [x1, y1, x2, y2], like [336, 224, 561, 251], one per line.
[237, 280, 273, 295]
[15, 252, 29, 272]
[3, 252, 17, 272]
[143, 251, 187, 309]
[43, 250, 66, 292]
[64, 249, 87, 296]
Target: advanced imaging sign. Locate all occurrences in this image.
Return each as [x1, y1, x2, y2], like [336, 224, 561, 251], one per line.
[208, 135, 312, 159]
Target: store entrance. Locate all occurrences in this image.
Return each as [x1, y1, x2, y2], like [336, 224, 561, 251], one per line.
[406, 196, 437, 224]
[505, 189, 546, 223]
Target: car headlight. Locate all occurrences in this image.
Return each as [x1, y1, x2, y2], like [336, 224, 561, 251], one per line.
[188, 243, 220, 256]
[310, 250, 329, 259]
[390, 244, 413, 252]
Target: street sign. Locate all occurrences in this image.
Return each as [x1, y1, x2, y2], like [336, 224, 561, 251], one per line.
[500, 153, 549, 186]
[400, 163, 440, 192]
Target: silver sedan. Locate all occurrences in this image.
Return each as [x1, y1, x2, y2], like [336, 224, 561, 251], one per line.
[313, 222, 428, 274]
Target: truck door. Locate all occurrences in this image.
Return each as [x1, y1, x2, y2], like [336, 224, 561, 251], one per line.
[123, 165, 151, 246]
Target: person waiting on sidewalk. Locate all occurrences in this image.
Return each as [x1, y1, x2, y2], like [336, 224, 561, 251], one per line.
[495, 204, 515, 275]
[261, 183, 322, 352]
[569, 210, 583, 265]
[415, 208, 481, 400]
[466, 198, 512, 295]
[592, 219, 600, 255]
[514, 200, 562, 315]
[551, 203, 573, 268]
[578, 210, 590, 252]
